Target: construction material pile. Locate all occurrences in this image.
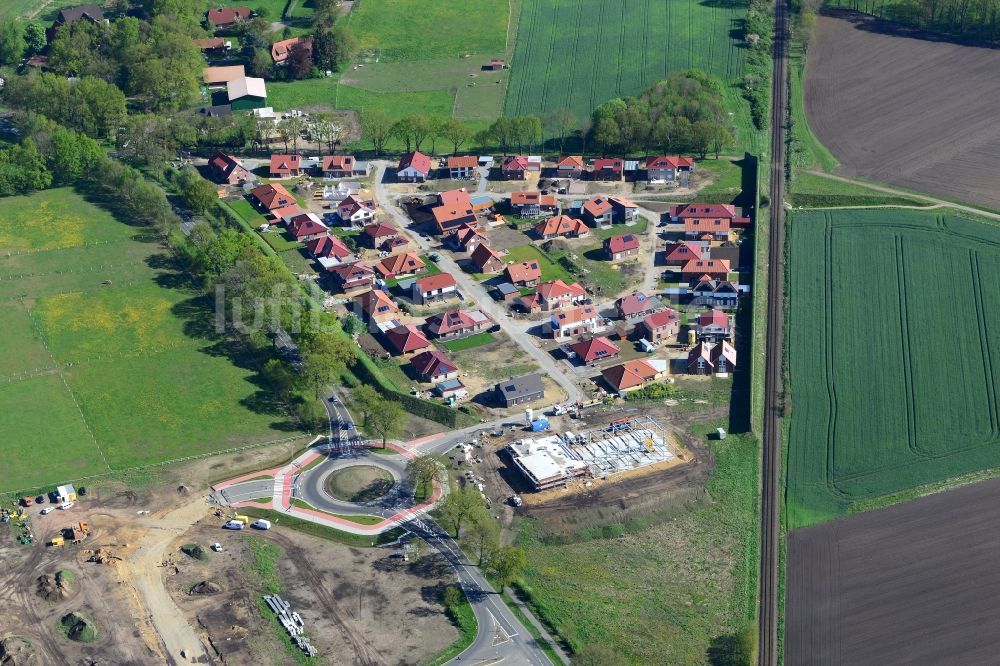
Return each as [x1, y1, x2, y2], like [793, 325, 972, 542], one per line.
[263, 594, 318, 657]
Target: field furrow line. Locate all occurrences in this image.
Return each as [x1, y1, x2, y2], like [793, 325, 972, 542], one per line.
[970, 251, 999, 436]
[688, 0, 694, 70]
[539, 3, 558, 112]
[823, 214, 841, 495]
[615, 0, 626, 97]
[640, 0, 650, 85]
[664, 0, 671, 75]
[589, 0, 610, 114]
[894, 235, 920, 457]
[562, 1, 585, 113]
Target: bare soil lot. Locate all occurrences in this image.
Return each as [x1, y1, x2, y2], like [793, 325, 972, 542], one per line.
[806, 10, 1000, 209]
[787, 476, 1000, 666]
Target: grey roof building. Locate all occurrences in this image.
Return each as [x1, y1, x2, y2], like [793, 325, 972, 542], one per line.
[496, 373, 545, 407]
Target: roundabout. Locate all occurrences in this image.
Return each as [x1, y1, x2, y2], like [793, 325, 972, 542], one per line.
[294, 446, 418, 520]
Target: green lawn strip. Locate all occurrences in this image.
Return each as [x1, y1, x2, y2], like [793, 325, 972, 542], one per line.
[587, 217, 648, 240]
[788, 172, 928, 207]
[243, 536, 312, 665]
[0, 302, 56, 378]
[266, 78, 456, 118]
[241, 507, 403, 547]
[425, 590, 478, 666]
[788, 43, 839, 173]
[441, 332, 496, 352]
[261, 232, 303, 253]
[0, 374, 108, 494]
[498, 589, 568, 665]
[249, 497, 272, 504]
[515, 423, 759, 663]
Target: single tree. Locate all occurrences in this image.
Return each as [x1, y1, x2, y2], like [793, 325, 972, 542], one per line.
[283, 115, 306, 153]
[0, 19, 26, 66]
[361, 109, 393, 155]
[462, 506, 500, 565]
[440, 118, 472, 154]
[439, 485, 482, 538]
[23, 23, 45, 56]
[405, 454, 442, 500]
[351, 384, 380, 425]
[366, 398, 405, 448]
[485, 545, 527, 588]
[545, 108, 576, 155]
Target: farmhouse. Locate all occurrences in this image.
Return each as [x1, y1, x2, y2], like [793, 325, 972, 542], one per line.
[286, 212, 328, 241]
[411, 350, 460, 383]
[592, 158, 623, 181]
[496, 373, 545, 407]
[305, 235, 352, 268]
[578, 197, 613, 228]
[447, 156, 478, 179]
[549, 305, 600, 339]
[536, 279, 587, 311]
[556, 155, 585, 178]
[432, 189, 476, 235]
[669, 204, 750, 240]
[271, 36, 312, 64]
[469, 243, 505, 274]
[601, 359, 668, 397]
[397, 151, 431, 182]
[691, 278, 740, 309]
[227, 76, 266, 110]
[270, 154, 303, 178]
[664, 241, 705, 266]
[645, 156, 695, 182]
[534, 215, 589, 240]
[48, 4, 105, 41]
[604, 234, 640, 261]
[250, 183, 295, 211]
[374, 252, 426, 279]
[504, 261, 542, 288]
[425, 309, 492, 339]
[361, 222, 399, 249]
[507, 436, 588, 491]
[208, 151, 250, 185]
[615, 292, 666, 322]
[202, 65, 245, 87]
[510, 192, 557, 217]
[322, 155, 368, 178]
[355, 289, 399, 323]
[696, 310, 732, 342]
[328, 261, 376, 293]
[334, 195, 377, 226]
[206, 6, 251, 29]
[412, 273, 458, 304]
[570, 336, 621, 365]
[680, 259, 731, 280]
[637, 309, 680, 344]
[500, 155, 529, 180]
[384, 324, 431, 356]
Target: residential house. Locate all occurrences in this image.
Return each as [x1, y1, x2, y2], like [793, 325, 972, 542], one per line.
[510, 192, 557, 217]
[705, 243, 750, 272]
[361, 222, 399, 249]
[680, 259, 731, 280]
[645, 156, 695, 182]
[227, 76, 266, 110]
[194, 37, 227, 51]
[556, 156, 585, 178]
[205, 6, 250, 29]
[592, 158, 623, 181]
[202, 65, 245, 87]
[534, 215, 589, 240]
[432, 189, 476, 235]
[504, 261, 542, 288]
[384, 324, 431, 356]
[455, 224, 486, 253]
[501, 155, 529, 180]
[334, 195, 377, 227]
[374, 252, 426, 280]
[601, 359, 668, 397]
[637, 309, 680, 344]
[609, 196, 639, 224]
[569, 336, 620, 366]
[411, 350, 460, 383]
[669, 203, 751, 241]
[354, 289, 399, 323]
[581, 196, 614, 227]
[711, 340, 737, 374]
[484, 59, 509, 70]
[270, 154, 302, 178]
[687, 341, 714, 375]
[549, 305, 600, 339]
[496, 373, 545, 407]
[328, 261, 375, 293]
[250, 183, 296, 211]
[493, 282, 520, 303]
[696, 310, 732, 342]
[208, 151, 250, 185]
[305, 235, 352, 268]
[435, 379, 469, 400]
[48, 4, 105, 41]
[469, 243, 505, 274]
[615, 292, 666, 322]
[412, 273, 458, 304]
[286, 212, 328, 241]
[424, 309, 493, 339]
[447, 156, 478, 180]
[603, 234, 640, 261]
[271, 36, 312, 64]
[536, 280, 587, 311]
[397, 151, 431, 182]
[691, 278, 740, 309]
[322, 155, 368, 178]
[526, 156, 543, 172]
[664, 241, 705, 266]
[270, 204, 302, 221]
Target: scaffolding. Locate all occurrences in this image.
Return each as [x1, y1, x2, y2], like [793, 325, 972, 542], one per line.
[566, 415, 673, 478]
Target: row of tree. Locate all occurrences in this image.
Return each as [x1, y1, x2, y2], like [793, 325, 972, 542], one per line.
[825, 0, 1000, 40]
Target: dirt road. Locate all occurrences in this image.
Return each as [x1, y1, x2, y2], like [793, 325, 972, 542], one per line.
[121, 496, 213, 664]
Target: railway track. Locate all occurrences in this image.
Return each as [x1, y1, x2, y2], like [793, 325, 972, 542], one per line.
[759, 0, 790, 665]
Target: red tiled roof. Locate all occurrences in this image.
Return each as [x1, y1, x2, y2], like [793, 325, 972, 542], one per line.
[447, 156, 478, 168]
[665, 242, 703, 262]
[375, 252, 425, 278]
[250, 183, 295, 210]
[604, 234, 640, 253]
[502, 155, 528, 171]
[425, 309, 490, 336]
[470, 243, 503, 271]
[385, 324, 430, 355]
[534, 215, 588, 237]
[398, 151, 431, 175]
[557, 155, 585, 169]
[570, 336, 620, 363]
[681, 259, 731, 275]
[698, 310, 730, 328]
[272, 204, 302, 220]
[601, 359, 660, 390]
[510, 191, 557, 207]
[355, 289, 398, 316]
[553, 305, 597, 326]
[415, 273, 457, 293]
[505, 261, 542, 284]
[456, 224, 484, 247]
[674, 203, 739, 219]
[582, 196, 612, 217]
[609, 196, 637, 209]
[287, 213, 328, 239]
[537, 279, 586, 301]
[593, 158, 623, 171]
[271, 36, 311, 63]
[643, 309, 679, 330]
[270, 154, 301, 175]
[645, 156, 695, 169]
[411, 350, 458, 378]
[363, 222, 397, 239]
[615, 292, 663, 317]
[305, 235, 350, 260]
[432, 189, 475, 229]
[328, 261, 375, 282]
[195, 37, 226, 50]
[322, 155, 354, 171]
[206, 6, 251, 26]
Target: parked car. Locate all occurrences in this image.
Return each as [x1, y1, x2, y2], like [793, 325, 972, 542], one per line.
[211, 543, 224, 552]
[58, 502, 74, 510]
[39, 507, 53, 515]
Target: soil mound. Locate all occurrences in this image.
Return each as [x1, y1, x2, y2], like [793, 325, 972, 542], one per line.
[0, 637, 37, 666]
[190, 580, 223, 595]
[60, 612, 97, 643]
[35, 571, 76, 601]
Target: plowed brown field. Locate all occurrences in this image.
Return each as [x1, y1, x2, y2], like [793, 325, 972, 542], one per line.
[805, 10, 1000, 210]
[786, 477, 1000, 665]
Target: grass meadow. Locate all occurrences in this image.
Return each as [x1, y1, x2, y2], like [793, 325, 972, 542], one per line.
[0, 0, 85, 21]
[787, 208, 1000, 528]
[504, 0, 747, 118]
[516, 424, 759, 664]
[504, 244, 573, 283]
[0, 189, 300, 494]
